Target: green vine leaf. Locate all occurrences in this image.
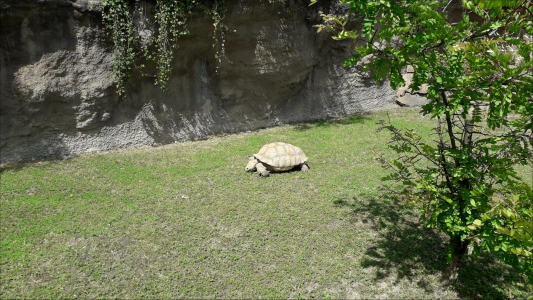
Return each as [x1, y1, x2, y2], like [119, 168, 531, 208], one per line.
[101, 0, 230, 96]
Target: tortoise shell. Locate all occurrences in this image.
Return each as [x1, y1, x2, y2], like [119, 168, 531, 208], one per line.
[254, 142, 308, 172]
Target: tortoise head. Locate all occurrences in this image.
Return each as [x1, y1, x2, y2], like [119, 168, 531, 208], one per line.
[245, 157, 258, 172]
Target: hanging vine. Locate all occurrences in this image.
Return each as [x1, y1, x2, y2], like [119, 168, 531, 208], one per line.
[100, 0, 231, 96]
[101, 0, 138, 96]
[209, 0, 230, 73]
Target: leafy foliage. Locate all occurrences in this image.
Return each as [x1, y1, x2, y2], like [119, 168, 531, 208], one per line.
[101, 0, 137, 96]
[316, 0, 533, 284]
[100, 0, 228, 95]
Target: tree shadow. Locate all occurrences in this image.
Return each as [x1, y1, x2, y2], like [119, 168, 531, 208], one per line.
[334, 191, 531, 299]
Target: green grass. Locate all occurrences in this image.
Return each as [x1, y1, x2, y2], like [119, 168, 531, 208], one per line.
[1, 107, 531, 299]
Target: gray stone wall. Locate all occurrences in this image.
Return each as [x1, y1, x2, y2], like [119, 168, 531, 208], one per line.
[0, 0, 395, 162]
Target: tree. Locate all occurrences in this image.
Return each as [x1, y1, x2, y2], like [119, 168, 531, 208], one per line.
[315, 0, 533, 285]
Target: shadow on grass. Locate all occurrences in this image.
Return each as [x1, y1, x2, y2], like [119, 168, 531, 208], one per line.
[334, 192, 531, 299]
[0, 155, 71, 174]
[293, 113, 372, 131]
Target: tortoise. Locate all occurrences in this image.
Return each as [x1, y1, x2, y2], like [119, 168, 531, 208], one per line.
[245, 142, 309, 177]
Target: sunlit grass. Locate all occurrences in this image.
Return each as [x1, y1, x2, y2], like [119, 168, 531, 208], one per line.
[1, 107, 531, 299]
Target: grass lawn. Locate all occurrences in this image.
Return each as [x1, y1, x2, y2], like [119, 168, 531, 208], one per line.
[1, 107, 532, 299]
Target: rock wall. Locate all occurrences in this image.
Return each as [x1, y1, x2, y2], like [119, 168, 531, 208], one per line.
[0, 0, 395, 162]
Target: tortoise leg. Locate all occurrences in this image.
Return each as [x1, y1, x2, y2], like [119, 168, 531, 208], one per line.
[300, 163, 309, 172]
[256, 163, 270, 177]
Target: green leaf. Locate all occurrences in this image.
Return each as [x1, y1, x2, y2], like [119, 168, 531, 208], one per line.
[317, 0, 533, 283]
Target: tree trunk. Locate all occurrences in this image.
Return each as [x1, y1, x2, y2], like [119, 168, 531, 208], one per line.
[443, 235, 469, 286]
